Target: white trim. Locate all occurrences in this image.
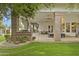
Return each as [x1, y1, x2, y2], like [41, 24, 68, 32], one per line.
[39, 9, 79, 12]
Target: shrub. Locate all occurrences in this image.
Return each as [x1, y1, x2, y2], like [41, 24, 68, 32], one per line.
[32, 37, 36, 40]
[4, 34, 11, 42]
[0, 35, 5, 42]
[16, 35, 29, 43]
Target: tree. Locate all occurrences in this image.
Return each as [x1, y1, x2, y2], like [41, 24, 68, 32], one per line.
[9, 4, 41, 35]
[0, 3, 55, 42]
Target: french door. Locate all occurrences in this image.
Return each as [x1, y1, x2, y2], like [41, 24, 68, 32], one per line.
[62, 22, 76, 36]
[48, 25, 53, 33]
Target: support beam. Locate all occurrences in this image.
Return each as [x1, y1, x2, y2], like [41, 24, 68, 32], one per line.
[54, 13, 61, 41]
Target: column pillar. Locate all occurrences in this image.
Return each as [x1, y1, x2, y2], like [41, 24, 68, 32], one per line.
[70, 22, 72, 33]
[54, 13, 61, 41]
[76, 23, 79, 37]
[65, 22, 66, 33]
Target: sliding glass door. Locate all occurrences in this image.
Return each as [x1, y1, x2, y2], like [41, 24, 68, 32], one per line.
[62, 22, 77, 37]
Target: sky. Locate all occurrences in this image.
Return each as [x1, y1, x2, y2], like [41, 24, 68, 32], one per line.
[3, 8, 11, 28]
[3, 16, 11, 28]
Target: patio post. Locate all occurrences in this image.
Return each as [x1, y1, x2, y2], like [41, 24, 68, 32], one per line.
[76, 23, 79, 37]
[54, 13, 61, 41]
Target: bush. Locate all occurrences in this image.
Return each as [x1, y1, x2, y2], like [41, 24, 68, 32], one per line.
[4, 34, 11, 42]
[0, 35, 5, 42]
[32, 37, 36, 40]
[16, 35, 29, 43]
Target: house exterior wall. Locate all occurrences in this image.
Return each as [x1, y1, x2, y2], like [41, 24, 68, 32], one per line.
[19, 10, 79, 37]
[34, 12, 54, 32]
[11, 4, 79, 42]
[0, 29, 3, 35]
[34, 12, 79, 32]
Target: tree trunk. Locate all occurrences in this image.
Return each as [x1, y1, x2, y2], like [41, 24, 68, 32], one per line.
[11, 10, 19, 42]
[11, 11, 19, 35]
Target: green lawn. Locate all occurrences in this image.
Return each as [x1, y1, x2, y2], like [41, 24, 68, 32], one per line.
[0, 42, 79, 56]
[0, 35, 5, 42]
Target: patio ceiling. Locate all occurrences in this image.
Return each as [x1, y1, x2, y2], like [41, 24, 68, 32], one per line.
[39, 3, 79, 12]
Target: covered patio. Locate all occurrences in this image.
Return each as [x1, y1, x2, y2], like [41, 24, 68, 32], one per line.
[33, 33, 79, 42]
[32, 4, 79, 42]
[10, 4, 79, 43]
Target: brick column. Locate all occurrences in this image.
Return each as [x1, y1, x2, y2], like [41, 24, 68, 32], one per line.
[54, 13, 61, 41]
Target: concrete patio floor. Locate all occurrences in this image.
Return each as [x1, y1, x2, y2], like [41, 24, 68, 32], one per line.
[33, 33, 79, 42]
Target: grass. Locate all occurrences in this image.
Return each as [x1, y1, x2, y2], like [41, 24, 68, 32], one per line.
[0, 35, 5, 42]
[0, 42, 79, 56]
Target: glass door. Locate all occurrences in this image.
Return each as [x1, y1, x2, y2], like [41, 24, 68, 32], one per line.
[66, 23, 70, 32]
[48, 25, 53, 33]
[71, 22, 76, 33]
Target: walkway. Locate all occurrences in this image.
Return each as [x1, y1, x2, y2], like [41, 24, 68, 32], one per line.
[0, 41, 31, 48]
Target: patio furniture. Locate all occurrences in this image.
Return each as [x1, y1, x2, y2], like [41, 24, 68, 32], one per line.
[48, 33, 65, 38]
[41, 31, 48, 34]
[76, 32, 79, 37]
[48, 33, 54, 38]
[61, 33, 65, 38]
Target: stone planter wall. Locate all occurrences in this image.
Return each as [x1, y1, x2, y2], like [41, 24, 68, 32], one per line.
[11, 31, 32, 44]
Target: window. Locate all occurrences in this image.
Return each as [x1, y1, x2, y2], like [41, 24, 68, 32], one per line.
[72, 22, 76, 32]
[51, 25, 53, 32]
[48, 26, 50, 32]
[61, 16, 65, 32]
[62, 23, 65, 32]
[66, 23, 70, 32]
[48, 25, 53, 32]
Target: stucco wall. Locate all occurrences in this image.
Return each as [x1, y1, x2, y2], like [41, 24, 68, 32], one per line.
[34, 12, 54, 32]
[34, 12, 79, 33]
